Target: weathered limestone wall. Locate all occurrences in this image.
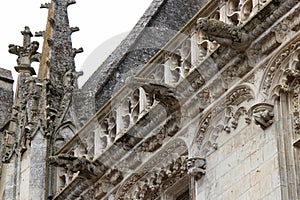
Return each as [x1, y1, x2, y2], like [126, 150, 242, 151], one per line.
[0, 162, 15, 200]
[72, 90, 95, 127]
[0, 68, 13, 128]
[199, 120, 281, 200]
[28, 131, 48, 199]
[0, 68, 14, 199]
[19, 149, 30, 200]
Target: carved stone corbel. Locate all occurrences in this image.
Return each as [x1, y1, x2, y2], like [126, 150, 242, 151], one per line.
[187, 157, 206, 200]
[187, 157, 206, 179]
[249, 103, 274, 129]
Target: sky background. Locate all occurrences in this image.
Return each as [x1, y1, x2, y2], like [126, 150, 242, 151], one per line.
[0, 0, 152, 87]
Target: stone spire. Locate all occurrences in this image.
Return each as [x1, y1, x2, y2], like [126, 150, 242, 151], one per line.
[38, 0, 82, 82]
[37, 0, 83, 136]
[36, 1, 82, 198]
[1, 1, 82, 199]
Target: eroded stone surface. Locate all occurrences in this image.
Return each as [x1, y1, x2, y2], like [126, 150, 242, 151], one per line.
[1, 0, 300, 200]
[0, 68, 13, 128]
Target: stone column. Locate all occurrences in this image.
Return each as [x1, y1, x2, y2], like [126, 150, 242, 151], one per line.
[190, 29, 200, 68]
[2, 161, 17, 200]
[187, 157, 206, 200]
[28, 131, 49, 199]
[218, 0, 227, 23]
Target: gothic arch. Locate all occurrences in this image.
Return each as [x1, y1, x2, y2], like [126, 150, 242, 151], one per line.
[260, 32, 300, 101]
[198, 125, 223, 157]
[52, 121, 76, 150]
[258, 33, 300, 199]
[194, 84, 255, 158]
[114, 138, 188, 200]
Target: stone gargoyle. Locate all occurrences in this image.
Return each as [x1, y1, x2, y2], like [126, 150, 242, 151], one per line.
[48, 154, 106, 179]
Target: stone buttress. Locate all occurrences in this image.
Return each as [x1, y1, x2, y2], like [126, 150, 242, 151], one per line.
[0, 0, 82, 199]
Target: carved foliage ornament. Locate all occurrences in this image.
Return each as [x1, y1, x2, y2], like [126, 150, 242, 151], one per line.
[195, 104, 274, 164]
[268, 49, 300, 97]
[8, 26, 40, 68]
[197, 86, 253, 142]
[262, 40, 300, 95]
[224, 106, 249, 133]
[1, 78, 44, 162]
[196, 86, 275, 158]
[115, 156, 188, 200]
[113, 143, 183, 199]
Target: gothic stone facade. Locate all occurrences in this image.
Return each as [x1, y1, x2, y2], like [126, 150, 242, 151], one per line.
[0, 0, 300, 200]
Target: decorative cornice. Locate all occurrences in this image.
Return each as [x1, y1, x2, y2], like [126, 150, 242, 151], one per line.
[115, 156, 188, 200]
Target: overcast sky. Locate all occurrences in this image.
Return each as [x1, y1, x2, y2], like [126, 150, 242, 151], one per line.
[0, 0, 152, 86]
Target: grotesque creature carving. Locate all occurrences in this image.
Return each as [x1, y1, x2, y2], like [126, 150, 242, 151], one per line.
[196, 18, 250, 51]
[48, 154, 106, 179]
[187, 157, 206, 179]
[251, 103, 274, 129]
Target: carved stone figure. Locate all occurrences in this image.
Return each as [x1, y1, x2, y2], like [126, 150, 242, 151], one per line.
[196, 18, 250, 50]
[48, 154, 105, 179]
[251, 103, 274, 129]
[187, 157, 206, 179]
